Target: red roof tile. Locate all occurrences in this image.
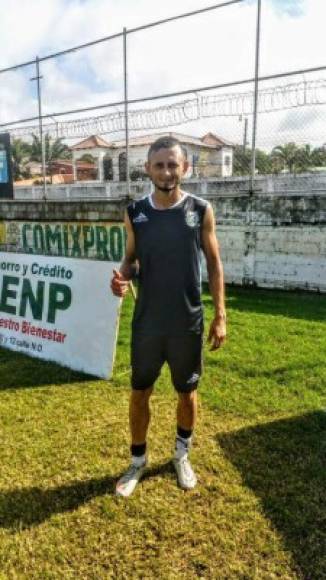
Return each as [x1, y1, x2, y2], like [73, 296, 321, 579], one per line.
[72, 135, 112, 150]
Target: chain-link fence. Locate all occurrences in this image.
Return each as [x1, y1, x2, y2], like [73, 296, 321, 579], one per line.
[1, 0, 325, 197]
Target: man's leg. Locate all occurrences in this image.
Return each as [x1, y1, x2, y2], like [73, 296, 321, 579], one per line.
[173, 390, 198, 490]
[116, 332, 163, 497]
[167, 334, 202, 490]
[176, 390, 197, 432]
[130, 385, 153, 445]
[116, 386, 153, 497]
[175, 389, 198, 468]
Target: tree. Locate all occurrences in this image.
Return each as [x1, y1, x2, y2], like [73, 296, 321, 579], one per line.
[311, 145, 326, 167]
[255, 149, 272, 174]
[30, 133, 71, 164]
[30, 133, 71, 182]
[295, 144, 314, 173]
[271, 143, 326, 174]
[78, 153, 96, 164]
[233, 146, 272, 176]
[11, 138, 31, 180]
[233, 146, 251, 175]
[271, 142, 300, 174]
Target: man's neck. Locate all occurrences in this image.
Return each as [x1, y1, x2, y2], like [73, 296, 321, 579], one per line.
[152, 187, 184, 209]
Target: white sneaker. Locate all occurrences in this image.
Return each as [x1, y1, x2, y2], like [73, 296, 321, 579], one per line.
[173, 455, 197, 490]
[116, 462, 147, 497]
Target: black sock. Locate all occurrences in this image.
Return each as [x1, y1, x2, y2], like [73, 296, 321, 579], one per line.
[177, 426, 193, 440]
[131, 442, 147, 457]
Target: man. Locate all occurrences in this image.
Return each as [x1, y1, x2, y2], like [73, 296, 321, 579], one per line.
[111, 136, 226, 497]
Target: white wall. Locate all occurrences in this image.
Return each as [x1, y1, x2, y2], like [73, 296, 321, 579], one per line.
[10, 174, 326, 293]
[211, 225, 326, 291]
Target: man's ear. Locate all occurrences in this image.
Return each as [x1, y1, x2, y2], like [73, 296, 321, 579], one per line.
[145, 161, 150, 174]
[182, 160, 190, 175]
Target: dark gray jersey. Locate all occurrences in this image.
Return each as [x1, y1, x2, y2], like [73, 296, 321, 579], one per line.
[127, 193, 208, 335]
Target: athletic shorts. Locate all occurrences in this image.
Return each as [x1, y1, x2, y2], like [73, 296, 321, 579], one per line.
[131, 333, 203, 393]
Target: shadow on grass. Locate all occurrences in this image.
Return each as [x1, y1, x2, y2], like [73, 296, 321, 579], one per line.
[0, 476, 115, 530]
[0, 463, 174, 530]
[141, 460, 174, 482]
[236, 361, 325, 386]
[0, 346, 96, 390]
[218, 411, 326, 580]
[202, 285, 326, 323]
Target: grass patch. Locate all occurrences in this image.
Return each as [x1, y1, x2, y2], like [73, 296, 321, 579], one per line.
[201, 286, 326, 417]
[0, 286, 325, 578]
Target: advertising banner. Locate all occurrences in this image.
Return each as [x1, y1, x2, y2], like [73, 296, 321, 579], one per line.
[0, 221, 126, 261]
[0, 133, 13, 199]
[0, 149, 8, 183]
[0, 252, 121, 378]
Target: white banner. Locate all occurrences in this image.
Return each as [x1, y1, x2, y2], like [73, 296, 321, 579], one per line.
[0, 252, 121, 378]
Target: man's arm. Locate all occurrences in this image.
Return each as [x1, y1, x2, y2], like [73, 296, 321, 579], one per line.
[110, 211, 137, 297]
[201, 203, 226, 350]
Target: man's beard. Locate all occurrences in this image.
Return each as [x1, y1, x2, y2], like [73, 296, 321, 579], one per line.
[157, 185, 175, 193]
[152, 179, 179, 193]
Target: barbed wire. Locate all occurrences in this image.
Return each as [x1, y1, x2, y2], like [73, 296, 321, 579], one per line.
[7, 78, 326, 140]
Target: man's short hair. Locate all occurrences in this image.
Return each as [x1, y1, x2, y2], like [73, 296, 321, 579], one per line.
[147, 136, 187, 161]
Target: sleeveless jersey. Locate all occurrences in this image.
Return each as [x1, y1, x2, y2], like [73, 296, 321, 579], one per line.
[127, 193, 208, 335]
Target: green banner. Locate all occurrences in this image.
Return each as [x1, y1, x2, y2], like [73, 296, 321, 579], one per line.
[0, 221, 126, 261]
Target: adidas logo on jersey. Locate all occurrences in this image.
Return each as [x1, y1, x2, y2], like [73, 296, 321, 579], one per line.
[133, 212, 149, 223]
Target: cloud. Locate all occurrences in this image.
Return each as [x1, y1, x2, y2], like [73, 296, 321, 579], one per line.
[0, 71, 37, 123]
[247, 0, 305, 17]
[0, 0, 64, 65]
[268, 0, 305, 17]
[276, 107, 326, 146]
[0, 0, 325, 150]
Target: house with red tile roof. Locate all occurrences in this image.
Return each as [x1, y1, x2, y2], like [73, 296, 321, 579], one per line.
[71, 131, 234, 182]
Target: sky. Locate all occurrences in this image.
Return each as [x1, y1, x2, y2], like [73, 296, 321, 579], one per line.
[0, 0, 325, 150]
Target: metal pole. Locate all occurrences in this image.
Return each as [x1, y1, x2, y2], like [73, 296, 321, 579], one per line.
[250, 0, 261, 194]
[123, 27, 130, 197]
[35, 57, 47, 200]
[243, 117, 248, 151]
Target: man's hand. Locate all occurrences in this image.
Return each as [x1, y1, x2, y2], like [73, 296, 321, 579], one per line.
[207, 315, 226, 351]
[110, 269, 130, 298]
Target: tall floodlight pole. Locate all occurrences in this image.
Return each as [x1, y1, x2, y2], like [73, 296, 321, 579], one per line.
[31, 57, 47, 200]
[250, 0, 261, 194]
[123, 27, 130, 197]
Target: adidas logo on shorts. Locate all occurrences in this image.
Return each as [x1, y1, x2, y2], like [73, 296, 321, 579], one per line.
[187, 373, 200, 385]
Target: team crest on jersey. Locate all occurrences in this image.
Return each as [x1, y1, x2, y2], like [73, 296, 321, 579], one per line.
[185, 210, 199, 228]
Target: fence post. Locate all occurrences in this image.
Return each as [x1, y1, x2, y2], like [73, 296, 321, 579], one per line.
[123, 27, 130, 197]
[250, 0, 262, 194]
[35, 57, 47, 200]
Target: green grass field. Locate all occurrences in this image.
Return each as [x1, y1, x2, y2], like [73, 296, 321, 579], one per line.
[0, 286, 325, 579]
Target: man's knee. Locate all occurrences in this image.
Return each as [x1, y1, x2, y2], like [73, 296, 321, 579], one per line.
[131, 386, 153, 407]
[178, 390, 197, 407]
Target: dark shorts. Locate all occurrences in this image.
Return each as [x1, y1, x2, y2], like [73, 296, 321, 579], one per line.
[131, 333, 203, 393]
